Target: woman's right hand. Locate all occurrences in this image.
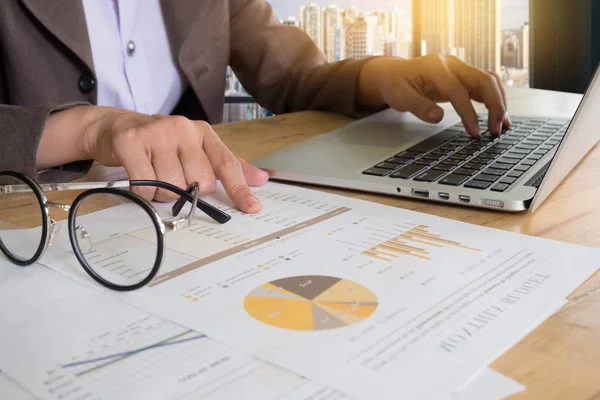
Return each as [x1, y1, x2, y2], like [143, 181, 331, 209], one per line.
[38, 106, 269, 213]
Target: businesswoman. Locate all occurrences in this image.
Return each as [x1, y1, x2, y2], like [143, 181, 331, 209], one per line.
[0, 0, 508, 213]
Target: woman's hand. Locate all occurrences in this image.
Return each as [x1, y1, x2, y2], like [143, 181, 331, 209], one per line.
[38, 107, 269, 213]
[358, 54, 510, 138]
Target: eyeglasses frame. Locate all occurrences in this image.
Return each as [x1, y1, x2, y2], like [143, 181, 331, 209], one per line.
[0, 171, 231, 291]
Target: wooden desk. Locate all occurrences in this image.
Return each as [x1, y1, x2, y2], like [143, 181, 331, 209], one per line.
[11, 96, 600, 399]
[81, 108, 600, 399]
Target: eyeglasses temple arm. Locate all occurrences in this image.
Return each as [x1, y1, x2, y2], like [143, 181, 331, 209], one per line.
[0, 181, 131, 194]
[130, 180, 231, 224]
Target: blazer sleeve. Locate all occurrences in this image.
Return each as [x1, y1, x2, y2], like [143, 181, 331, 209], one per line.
[0, 103, 92, 183]
[228, 0, 383, 118]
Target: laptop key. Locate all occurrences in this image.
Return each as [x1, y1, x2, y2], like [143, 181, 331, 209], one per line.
[510, 148, 531, 155]
[507, 170, 524, 178]
[474, 173, 500, 183]
[472, 156, 494, 165]
[500, 177, 517, 185]
[522, 139, 543, 145]
[414, 169, 448, 182]
[463, 162, 487, 170]
[464, 180, 492, 190]
[522, 159, 537, 166]
[376, 162, 402, 170]
[446, 126, 467, 133]
[414, 159, 437, 166]
[456, 149, 478, 157]
[430, 150, 450, 158]
[492, 143, 513, 150]
[390, 164, 428, 179]
[497, 157, 519, 165]
[439, 174, 470, 186]
[448, 155, 469, 163]
[500, 139, 519, 145]
[483, 168, 506, 176]
[490, 162, 513, 170]
[407, 131, 460, 153]
[528, 154, 544, 161]
[442, 159, 463, 167]
[504, 152, 526, 160]
[432, 164, 454, 171]
[396, 151, 422, 158]
[484, 148, 506, 156]
[363, 168, 391, 177]
[465, 143, 488, 151]
[514, 165, 531, 172]
[516, 144, 537, 150]
[491, 183, 510, 192]
[454, 168, 478, 176]
[387, 157, 411, 164]
[510, 117, 528, 123]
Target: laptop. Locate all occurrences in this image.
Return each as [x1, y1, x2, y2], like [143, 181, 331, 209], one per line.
[252, 66, 600, 212]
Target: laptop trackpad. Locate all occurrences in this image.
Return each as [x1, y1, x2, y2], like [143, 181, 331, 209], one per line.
[328, 108, 460, 148]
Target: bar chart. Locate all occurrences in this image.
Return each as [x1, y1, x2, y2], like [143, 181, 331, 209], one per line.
[361, 225, 480, 262]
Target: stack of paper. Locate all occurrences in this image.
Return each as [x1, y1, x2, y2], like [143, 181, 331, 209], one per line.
[1, 182, 597, 399]
[0, 263, 525, 400]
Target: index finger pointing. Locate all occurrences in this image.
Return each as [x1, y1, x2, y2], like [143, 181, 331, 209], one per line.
[200, 125, 262, 214]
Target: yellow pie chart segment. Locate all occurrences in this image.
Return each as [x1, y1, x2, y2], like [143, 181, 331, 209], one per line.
[244, 296, 315, 331]
[313, 279, 379, 304]
[244, 276, 378, 331]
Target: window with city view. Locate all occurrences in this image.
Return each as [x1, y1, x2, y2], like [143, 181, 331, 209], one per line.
[224, 0, 530, 122]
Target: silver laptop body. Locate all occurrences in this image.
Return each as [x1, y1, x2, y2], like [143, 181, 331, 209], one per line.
[252, 66, 600, 212]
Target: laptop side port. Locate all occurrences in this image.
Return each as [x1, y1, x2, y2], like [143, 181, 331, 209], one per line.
[458, 195, 471, 204]
[438, 192, 450, 201]
[412, 189, 430, 198]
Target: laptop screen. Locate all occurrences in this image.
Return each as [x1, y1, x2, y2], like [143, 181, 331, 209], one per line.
[530, 64, 600, 212]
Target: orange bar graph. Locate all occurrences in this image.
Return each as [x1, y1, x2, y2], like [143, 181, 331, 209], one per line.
[361, 225, 480, 262]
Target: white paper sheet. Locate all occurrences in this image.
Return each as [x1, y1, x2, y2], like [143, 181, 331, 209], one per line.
[0, 263, 325, 400]
[0, 372, 37, 400]
[450, 368, 525, 400]
[33, 182, 598, 400]
[0, 260, 527, 400]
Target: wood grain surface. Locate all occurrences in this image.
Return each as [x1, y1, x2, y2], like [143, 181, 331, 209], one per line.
[5, 94, 599, 399]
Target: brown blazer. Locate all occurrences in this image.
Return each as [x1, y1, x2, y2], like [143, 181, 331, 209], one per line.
[0, 0, 374, 182]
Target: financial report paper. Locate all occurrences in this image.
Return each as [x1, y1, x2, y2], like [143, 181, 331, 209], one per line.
[0, 262, 526, 400]
[31, 182, 599, 400]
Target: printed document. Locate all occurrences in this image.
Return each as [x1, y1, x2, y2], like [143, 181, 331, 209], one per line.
[0, 261, 526, 400]
[29, 182, 599, 399]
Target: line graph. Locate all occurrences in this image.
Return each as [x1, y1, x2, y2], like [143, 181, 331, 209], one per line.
[62, 330, 206, 376]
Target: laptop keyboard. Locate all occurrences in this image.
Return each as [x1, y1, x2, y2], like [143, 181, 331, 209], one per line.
[362, 114, 569, 192]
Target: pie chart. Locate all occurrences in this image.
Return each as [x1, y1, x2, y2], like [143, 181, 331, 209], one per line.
[244, 275, 378, 331]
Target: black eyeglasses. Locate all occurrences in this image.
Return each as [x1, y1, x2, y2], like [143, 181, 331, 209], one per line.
[0, 171, 230, 291]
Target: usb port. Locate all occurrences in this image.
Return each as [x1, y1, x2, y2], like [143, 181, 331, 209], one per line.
[412, 189, 430, 198]
[438, 192, 450, 201]
[458, 195, 471, 203]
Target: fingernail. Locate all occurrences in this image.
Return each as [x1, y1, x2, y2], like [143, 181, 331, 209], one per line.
[428, 108, 443, 122]
[246, 195, 261, 209]
[470, 123, 481, 138]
